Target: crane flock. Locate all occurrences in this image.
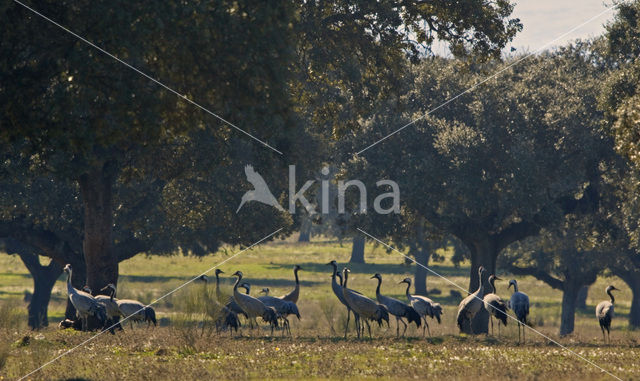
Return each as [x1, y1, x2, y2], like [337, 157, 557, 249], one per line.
[59, 261, 622, 343]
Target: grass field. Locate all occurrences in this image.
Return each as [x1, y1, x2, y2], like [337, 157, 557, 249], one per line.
[1, 236, 639, 380]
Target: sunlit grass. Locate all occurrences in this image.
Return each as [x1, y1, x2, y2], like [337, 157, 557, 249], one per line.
[1, 236, 639, 379]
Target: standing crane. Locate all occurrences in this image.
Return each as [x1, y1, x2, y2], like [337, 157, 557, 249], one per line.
[456, 266, 487, 334]
[62, 264, 107, 332]
[399, 277, 441, 337]
[231, 271, 278, 333]
[371, 274, 420, 337]
[96, 284, 124, 332]
[328, 260, 354, 338]
[197, 274, 240, 334]
[341, 268, 389, 338]
[596, 285, 619, 343]
[483, 275, 508, 336]
[507, 279, 530, 343]
[281, 265, 302, 303]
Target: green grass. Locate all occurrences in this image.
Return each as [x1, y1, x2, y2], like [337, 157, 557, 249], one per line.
[1, 235, 639, 380]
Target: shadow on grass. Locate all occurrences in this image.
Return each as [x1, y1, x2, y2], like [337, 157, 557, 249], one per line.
[263, 261, 467, 278]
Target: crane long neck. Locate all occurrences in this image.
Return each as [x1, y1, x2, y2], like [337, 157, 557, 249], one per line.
[375, 277, 382, 297]
[404, 282, 411, 298]
[331, 263, 337, 277]
[294, 268, 299, 284]
[215, 272, 220, 287]
[336, 274, 343, 287]
[343, 272, 349, 288]
[477, 269, 484, 295]
[608, 289, 615, 304]
[489, 277, 496, 294]
[66, 269, 75, 295]
[233, 275, 242, 292]
[512, 281, 519, 293]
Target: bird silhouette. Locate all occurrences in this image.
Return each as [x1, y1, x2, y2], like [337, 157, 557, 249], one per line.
[236, 165, 284, 213]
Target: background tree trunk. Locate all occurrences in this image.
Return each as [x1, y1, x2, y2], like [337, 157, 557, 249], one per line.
[576, 285, 589, 310]
[79, 163, 118, 291]
[298, 217, 311, 242]
[17, 251, 62, 329]
[414, 245, 430, 296]
[622, 274, 640, 328]
[560, 282, 581, 336]
[349, 235, 365, 264]
[468, 237, 497, 334]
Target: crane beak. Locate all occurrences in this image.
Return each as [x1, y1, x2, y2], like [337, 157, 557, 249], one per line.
[494, 276, 502, 281]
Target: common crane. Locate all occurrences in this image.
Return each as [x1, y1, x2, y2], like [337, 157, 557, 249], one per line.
[231, 271, 278, 333]
[596, 285, 619, 343]
[258, 288, 301, 336]
[341, 268, 389, 338]
[508, 279, 530, 343]
[62, 264, 107, 332]
[399, 277, 441, 337]
[483, 275, 508, 336]
[328, 260, 355, 338]
[281, 265, 302, 303]
[456, 266, 487, 334]
[371, 274, 420, 337]
[96, 284, 124, 331]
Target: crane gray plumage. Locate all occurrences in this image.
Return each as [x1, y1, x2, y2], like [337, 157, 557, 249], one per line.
[399, 277, 440, 337]
[456, 266, 487, 334]
[197, 274, 240, 333]
[508, 279, 530, 343]
[63, 264, 107, 332]
[258, 288, 301, 336]
[596, 285, 618, 343]
[371, 274, 420, 337]
[483, 275, 508, 336]
[96, 284, 124, 332]
[231, 271, 278, 333]
[236, 165, 284, 212]
[281, 265, 302, 303]
[115, 296, 157, 327]
[341, 268, 389, 338]
[328, 260, 355, 338]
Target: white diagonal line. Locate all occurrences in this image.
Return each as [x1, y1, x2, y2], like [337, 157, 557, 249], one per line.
[18, 227, 283, 381]
[12, 0, 283, 155]
[356, 227, 622, 381]
[356, 2, 625, 156]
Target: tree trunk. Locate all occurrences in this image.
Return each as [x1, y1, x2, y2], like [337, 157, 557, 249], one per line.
[17, 252, 63, 329]
[349, 235, 365, 264]
[298, 217, 311, 242]
[78, 164, 117, 291]
[576, 285, 589, 310]
[560, 281, 581, 336]
[468, 237, 497, 334]
[414, 246, 430, 296]
[621, 273, 640, 328]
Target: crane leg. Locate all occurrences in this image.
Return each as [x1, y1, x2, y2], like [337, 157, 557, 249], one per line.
[365, 320, 372, 338]
[344, 308, 351, 338]
[490, 316, 494, 336]
[400, 318, 407, 337]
